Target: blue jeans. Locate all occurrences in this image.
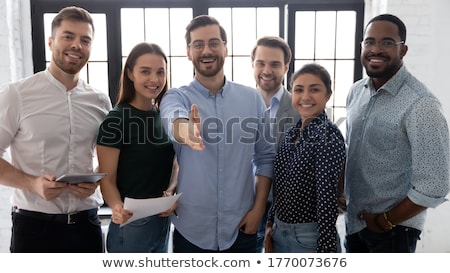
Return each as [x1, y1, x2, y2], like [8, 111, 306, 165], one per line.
[272, 218, 341, 253]
[106, 215, 170, 253]
[173, 228, 257, 253]
[345, 225, 421, 253]
[256, 200, 271, 252]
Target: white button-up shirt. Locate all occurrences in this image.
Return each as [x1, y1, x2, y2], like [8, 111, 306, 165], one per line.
[0, 70, 111, 213]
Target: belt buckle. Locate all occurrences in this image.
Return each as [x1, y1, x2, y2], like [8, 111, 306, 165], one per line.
[67, 212, 76, 224]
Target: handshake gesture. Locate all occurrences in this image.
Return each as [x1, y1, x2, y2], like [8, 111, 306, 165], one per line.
[174, 104, 205, 151]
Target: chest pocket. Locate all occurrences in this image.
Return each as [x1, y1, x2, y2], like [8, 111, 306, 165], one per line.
[365, 118, 398, 151]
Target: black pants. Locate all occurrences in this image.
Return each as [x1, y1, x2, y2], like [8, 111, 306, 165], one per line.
[10, 209, 103, 253]
[345, 225, 421, 253]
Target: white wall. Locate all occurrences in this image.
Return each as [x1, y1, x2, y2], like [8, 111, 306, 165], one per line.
[0, 0, 448, 252]
[0, 0, 11, 83]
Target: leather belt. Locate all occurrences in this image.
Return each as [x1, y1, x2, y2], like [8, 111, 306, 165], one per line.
[13, 207, 98, 224]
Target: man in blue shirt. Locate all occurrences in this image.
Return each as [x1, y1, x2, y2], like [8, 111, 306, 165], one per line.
[160, 15, 275, 252]
[344, 14, 449, 252]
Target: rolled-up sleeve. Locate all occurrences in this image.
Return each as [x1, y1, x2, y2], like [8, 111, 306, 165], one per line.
[252, 108, 276, 179]
[407, 96, 450, 207]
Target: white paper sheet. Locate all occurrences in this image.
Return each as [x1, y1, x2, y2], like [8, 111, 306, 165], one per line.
[120, 193, 182, 227]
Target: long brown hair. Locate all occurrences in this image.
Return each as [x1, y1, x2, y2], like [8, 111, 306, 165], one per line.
[116, 42, 169, 108]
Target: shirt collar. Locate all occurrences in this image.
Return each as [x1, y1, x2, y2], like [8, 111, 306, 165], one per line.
[192, 77, 227, 98]
[269, 86, 284, 107]
[287, 111, 328, 143]
[44, 69, 83, 93]
[364, 65, 408, 96]
[295, 110, 328, 128]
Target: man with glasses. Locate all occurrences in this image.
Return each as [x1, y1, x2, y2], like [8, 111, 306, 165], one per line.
[160, 15, 275, 252]
[344, 14, 449, 252]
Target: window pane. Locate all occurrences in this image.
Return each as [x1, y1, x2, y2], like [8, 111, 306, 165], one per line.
[169, 9, 193, 56]
[336, 11, 356, 59]
[223, 56, 232, 82]
[295, 11, 315, 59]
[90, 14, 107, 61]
[121, 9, 145, 56]
[256, 7, 279, 37]
[169, 57, 193, 88]
[78, 66, 88, 85]
[293, 60, 310, 74]
[122, 57, 127, 70]
[315, 11, 337, 59]
[232, 8, 257, 55]
[334, 60, 354, 107]
[44, 13, 54, 62]
[85, 62, 109, 96]
[232, 57, 254, 87]
[144, 8, 170, 53]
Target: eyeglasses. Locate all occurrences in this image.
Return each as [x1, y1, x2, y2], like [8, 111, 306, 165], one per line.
[188, 38, 225, 51]
[361, 39, 404, 51]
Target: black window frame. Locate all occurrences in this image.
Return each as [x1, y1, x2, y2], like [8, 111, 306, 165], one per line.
[30, 0, 364, 105]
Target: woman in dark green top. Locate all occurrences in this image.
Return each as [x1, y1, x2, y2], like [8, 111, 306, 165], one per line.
[97, 43, 177, 253]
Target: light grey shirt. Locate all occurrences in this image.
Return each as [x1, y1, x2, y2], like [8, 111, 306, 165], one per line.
[345, 65, 449, 235]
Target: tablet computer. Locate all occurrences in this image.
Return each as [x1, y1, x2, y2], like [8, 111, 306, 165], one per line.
[56, 173, 107, 184]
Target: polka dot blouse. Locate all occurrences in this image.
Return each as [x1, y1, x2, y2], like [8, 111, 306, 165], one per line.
[268, 111, 346, 252]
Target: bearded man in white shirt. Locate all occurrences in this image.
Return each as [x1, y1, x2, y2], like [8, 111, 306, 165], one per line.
[0, 6, 111, 252]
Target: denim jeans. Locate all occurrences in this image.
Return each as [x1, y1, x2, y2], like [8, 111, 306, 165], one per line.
[272, 217, 341, 253]
[256, 200, 271, 253]
[345, 225, 421, 253]
[106, 215, 170, 253]
[173, 228, 257, 253]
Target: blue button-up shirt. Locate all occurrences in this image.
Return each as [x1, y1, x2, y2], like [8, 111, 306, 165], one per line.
[345, 65, 450, 235]
[160, 78, 275, 250]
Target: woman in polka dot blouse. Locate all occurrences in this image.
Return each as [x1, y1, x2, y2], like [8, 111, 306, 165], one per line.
[264, 63, 346, 253]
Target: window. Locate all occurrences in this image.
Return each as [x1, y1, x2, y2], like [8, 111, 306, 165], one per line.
[31, 0, 364, 127]
[120, 8, 193, 88]
[286, 3, 364, 131]
[209, 7, 280, 87]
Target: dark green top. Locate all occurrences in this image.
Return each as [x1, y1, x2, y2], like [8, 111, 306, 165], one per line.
[97, 104, 175, 200]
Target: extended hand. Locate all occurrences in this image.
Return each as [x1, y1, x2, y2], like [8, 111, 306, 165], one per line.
[176, 104, 205, 150]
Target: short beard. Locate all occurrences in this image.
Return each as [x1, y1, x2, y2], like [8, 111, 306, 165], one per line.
[54, 59, 84, 75]
[365, 63, 399, 78]
[258, 78, 282, 94]
[193, 56, 224, 78]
